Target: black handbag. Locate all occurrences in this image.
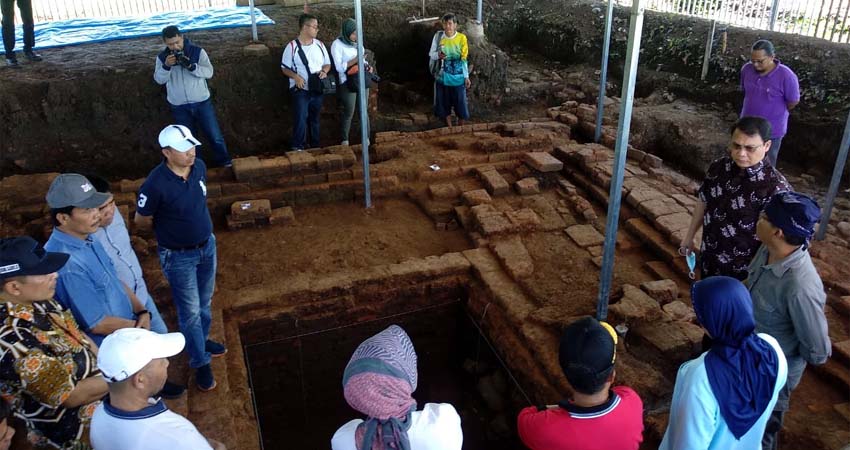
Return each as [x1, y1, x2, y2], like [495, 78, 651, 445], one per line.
[345, 63, 372, 91]
[295, 40, 336, 95]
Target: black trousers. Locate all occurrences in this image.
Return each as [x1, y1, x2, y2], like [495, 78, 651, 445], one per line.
[1, 0, 34, 56]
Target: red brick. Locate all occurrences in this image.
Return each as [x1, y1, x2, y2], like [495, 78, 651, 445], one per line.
[663, 301, 696, 322]
[286, 151, 318, 174]
[638, 198, 687, 220]
[230, 199, 271, 220]
[490, 236, 534, 279]
[609, 284, 662, 323]
[634, 320, 703, 361]
[231, 156, 263, 181]
[479, 170, 510, 196]
[654, 212, 693, 239]
[316, 154, 345, 172]
[642, 153, 663, 169]
[220, 183, 252, 196]
[565, 224, 605, 248]
[429, 183, 460, 200]
[625, 187, 667, 208]
[226, 215, 257, 230]
[523, 152, 564, 173]
[269, 206, 295, 225]
[328, 170, 353, 182]
[514, 177, 540, 195]
[303, 173, 328, 185]
[627, 146, 646, 162]
[640, 279, 679, 304]
[259, 157, 291, 177]
[504, 208, 542, 231]
[557, 112, 579, 127]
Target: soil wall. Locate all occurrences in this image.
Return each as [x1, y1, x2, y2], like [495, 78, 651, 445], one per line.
[488, 0, 850, 177]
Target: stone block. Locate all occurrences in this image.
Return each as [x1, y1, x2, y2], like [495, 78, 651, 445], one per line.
[565, 224, 605, 248]
[463, 189, 492, 206]
[638, 198, 687, 220]
[643, 153, 663, 168]
[515, 178, 540, 195]
[316, 154, 345, 172]
[303, 173, 328, 185]
[286, 151, 317, 174]
[625, 187, 667, 209]
[627, 146, 646, 162]
[242, 43, 270, 56]
[490, 236, 534, 280]
[226, 215, 257, 231]
[328, 170, 353, 182]
[231, 156, 262, 181]
[231, 199, 271, 220]
[634, 320, 703, 361]
[523, 152, 564, 173]
[663, 300, 695, 322]
[259, 157, 291, 177]
[429, 183, 460, 200]
[269, 206, 295, 225]
[609, 285, 663, 323]
[654, 212, 693, 238]
[220, 183, 252, 196]
[505, 208, 542, 231]
[471, 204, 514, 236]
[479, 170, 510, 196]
[557, 112, 579, 127]
[640, 279, 679, 304]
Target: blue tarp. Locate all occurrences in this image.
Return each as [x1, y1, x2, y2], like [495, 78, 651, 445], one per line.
[11, 6, 275, 50]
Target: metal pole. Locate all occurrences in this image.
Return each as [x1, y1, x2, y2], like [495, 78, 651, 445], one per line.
[477, 0, 483, 24]
[354, 0, 372, 208]
[701, 19, 716, 81]
[768, 0, 780, 30]
[249, 0, 258, 42]
[596, 0, 645, 321]
[595, 0, 616, 143]
[816, 109, 850, 240]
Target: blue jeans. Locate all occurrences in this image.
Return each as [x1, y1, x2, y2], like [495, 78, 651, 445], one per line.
[767, 136, 783, 167]
[157, 235, 217, 369]
[761, 356, 806, 450]
[290, 88, 323, 150]
[170, 99, 232, 167]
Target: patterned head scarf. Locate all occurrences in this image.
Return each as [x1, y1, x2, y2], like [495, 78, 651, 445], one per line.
[343, 325, 418, 450]
[691, 276, 780, 439]
[340, 18, 357, 46]
[763, 191, 821, 245]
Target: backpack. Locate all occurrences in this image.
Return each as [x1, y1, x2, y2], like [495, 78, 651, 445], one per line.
[429, 31, 444, 79]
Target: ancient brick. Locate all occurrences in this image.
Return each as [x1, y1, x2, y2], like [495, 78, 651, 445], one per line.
[634, 320, 703, 361]
[643, 153, 663, 168]
[220, 183, 252, 196]
[259, 157, 291, 177]
[231, 156, 262, 181]
[231, 199, 271, 220]
[625, 187, 667, 208]
[638, 198, 687, 220]
[523, 152, 564, 173]
[269, 206, 295, 225]
[557, 112, 579, 127]
[587, 245, 603, 257]
[327, 170, 353, 182]
[591, 256, 604, 268]
[640, 279, 679, 304]
[226, 215, 256, 231]
[303, 173, 328, 185]
[119, 178, 145, 193]
[316, 154, 345, 172]
[601, 133, 616, 149]
[626, 218, 679, 263]
[663, 301, 696, 322]
[490, 236, 534, 280]
[654, 212, 693, 239]
[454, 206, 472, 229]
[565, 224, 605, 248]
[609, 284, 662, 323]
[627, 146, 646, 162]
[505, 208, 542, 231]
[429, 182, 461, 200]
[286, 151, 318, 173]
[479, 170, 510, 196]
[576, 104, 597, 123]
[515, 177, 541, 195]
[471, 204, 514, 236]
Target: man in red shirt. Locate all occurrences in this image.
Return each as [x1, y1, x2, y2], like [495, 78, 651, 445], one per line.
[517, 317, 643, 450]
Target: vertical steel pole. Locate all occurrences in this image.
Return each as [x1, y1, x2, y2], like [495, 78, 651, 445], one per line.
[249, 0, 258, 42]
[477, 0, 483, 24]
[701, 19, 716, 80]
[596, 0, 645, 321]
[816, 109, 850, 240]
[354, 0, 372, 208]
[769, 0, 780, 30]
[595, 0, 616, 143]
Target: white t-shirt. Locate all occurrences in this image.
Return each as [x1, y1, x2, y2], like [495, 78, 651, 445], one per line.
[91, 398, 213, 450]
[281, 38, 330, 90]
[331, 403, 463, 450]
[331, 38, 359, 84]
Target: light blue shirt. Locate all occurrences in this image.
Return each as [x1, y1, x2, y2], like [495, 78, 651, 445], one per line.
[44, 227, 134, 345]
[659, 333, 788, 450]
[92, 213, 153, 308]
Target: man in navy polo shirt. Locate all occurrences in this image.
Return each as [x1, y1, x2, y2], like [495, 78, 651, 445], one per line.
[135, 124, 225, 392]
[740, 40, 800, 167]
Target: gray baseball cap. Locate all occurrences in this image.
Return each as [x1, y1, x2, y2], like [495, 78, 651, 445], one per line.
[46, 173, 111, 209]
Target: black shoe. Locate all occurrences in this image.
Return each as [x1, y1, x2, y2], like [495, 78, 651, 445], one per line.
[205, 339, 227, 357]
[158, 381, 186, 399]
[5, 56, 19, 68]
[23, 51, 42, 62]
[196, 364, 216, 392]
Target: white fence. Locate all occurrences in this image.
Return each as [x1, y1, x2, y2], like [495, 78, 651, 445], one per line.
[615, 0, 850, 43]
[22, 0, 235, 23]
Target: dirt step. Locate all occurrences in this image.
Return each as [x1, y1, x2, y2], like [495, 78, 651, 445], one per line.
[831, 340, 850, 366]
[811, 358, 850, 393]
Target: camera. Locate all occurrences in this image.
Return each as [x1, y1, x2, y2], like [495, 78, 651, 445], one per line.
[364, 63, 381, 83]
[171, 49, 193, 69]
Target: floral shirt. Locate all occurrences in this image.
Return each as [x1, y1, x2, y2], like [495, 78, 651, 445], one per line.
[698, 156, 790, 280]
[0, 299, 101, 449]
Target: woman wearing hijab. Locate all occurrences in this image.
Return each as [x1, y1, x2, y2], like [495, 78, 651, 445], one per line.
[660, 276, 787, 450]
[331, 325, 463, 450]
[331, 18, 371, 147]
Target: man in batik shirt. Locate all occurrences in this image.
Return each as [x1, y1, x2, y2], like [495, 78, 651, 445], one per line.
[680, 117, 791, 280]
[0, 237, 107, 449]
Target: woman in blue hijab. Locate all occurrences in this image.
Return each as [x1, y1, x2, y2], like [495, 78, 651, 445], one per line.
[660, 276, 787, 450]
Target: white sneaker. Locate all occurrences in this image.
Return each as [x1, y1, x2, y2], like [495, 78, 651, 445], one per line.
[341, 140, 350, 146]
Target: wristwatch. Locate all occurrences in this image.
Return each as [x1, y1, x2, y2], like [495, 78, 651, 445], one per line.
[134, 309, 151, 326]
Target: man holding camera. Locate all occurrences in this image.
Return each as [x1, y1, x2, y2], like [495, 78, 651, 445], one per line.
[154, 25, 232, 167]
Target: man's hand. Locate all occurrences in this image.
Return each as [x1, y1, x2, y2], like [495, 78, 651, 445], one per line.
[164, 54, 178, 67]
[679, 237, 696, 254]
[439, 50, 446, 60]
[464, 77, 471, 89]
[135, 313, 151, 330]
[317, 70, 327, 80]
[294, 75, 306, 90]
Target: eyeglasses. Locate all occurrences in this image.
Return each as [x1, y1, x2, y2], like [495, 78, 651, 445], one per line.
[729, 142, 766, 153]
[751, 56, 771, 65]
[306, 24, 318, 29]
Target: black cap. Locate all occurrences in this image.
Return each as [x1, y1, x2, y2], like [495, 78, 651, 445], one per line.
[0, 237, 69, 281]
[559, 317, 617, 395]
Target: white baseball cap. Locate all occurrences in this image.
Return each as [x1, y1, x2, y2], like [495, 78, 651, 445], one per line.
[98, 328, 186, 382]
[158, 124, 201, 152]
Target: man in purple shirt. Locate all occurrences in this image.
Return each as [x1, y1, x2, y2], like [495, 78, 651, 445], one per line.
[740, 40, 800, 167]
